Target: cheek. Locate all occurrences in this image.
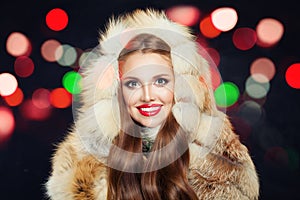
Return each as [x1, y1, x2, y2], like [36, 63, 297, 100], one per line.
[122, 88, 138, 106]
[160, 89, 174, 104]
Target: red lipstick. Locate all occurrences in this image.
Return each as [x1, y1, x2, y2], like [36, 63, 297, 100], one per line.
[136, 104, 162, 117]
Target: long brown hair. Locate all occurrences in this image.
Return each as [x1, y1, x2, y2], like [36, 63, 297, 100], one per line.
[107, 34, 198, 200]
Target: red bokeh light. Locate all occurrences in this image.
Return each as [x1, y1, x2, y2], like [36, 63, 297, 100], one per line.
[6, 32, 32, 57]
[14, 56, 34, 77]
[285, 63, 300, 89]
[199, 16, 221, 38]
[0, 107, 15, 144]
[50, 88, 72, 108]
[232, 27, 257, 50]
[3, 87, 24, 107]
[46, 8, 69, 31]
[166, 5, 201, 26]
[20, 99, 52, 121]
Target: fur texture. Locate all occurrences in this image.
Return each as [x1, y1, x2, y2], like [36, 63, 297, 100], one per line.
[46, 9, 259, 199]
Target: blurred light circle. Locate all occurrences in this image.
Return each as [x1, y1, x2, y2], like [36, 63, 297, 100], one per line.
[264, 146, 289, 167]
[32, 88, 51, 109]
[232, 27, 257, 50]
[6, 32, 31, 57]
[41, 39, 62, 62]
[50, 88, 72, 108]
[211, 7, 238, 32]
[78, 50, 97, 67]
[214, 82, 240, 107]
[0, 73, 18, 96]
[206, 48, 220, 66]
[210, 66, 222, 90]
[245, 75, 270, 99]
[97, 65, 115, 90]
[250, 57, 276, 82]
[62, 71, 82, 94]
[46, 8, 68, 31]
[0, 107, 15, 140]
[238, 100, 263, 125]
[55, 44, 77, 66]
[166, 5, 201, 26]
[20, 99, 52, 121]
[286, 148, 299, 171]
[14, 56, 34, 77]
[285, 63, 300, 89]
[256, 18, 284, 47]
[3, 88, 24, 107]
[200, 16, 221, 38]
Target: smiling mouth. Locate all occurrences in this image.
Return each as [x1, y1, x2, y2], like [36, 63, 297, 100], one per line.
[137, 104, 162, 117]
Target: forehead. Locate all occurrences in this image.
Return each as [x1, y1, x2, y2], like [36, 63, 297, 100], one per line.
[120, 52, 173, 76]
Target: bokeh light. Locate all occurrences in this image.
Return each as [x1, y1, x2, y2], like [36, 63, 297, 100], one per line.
[250, 57, 276, 82]
[97, 65, 115, 90]
[0, 107, 15, 143]
[20, 99, 52, 121]
[41, 39, 62, 62]
[232, 27, 257, 50]
[200, 16, 221, 38]
[245, 75, 270, 99]
[55, 44, 77, 66]
[205, 48, 220, 67]
[14, 56, 34, 78]
[62, 71, 82, 94]
[211, 7, 238, 32]
[198, 47, 220, 67]
[46, 8, 69, 31]
[50, 88, 72, 108]
[0, 73, 18, 96]
[237, 100, 263, 126]
[256, 18, 284, 47]
[285, 63, 300, 89]
[78, 50, 98, 68]
[166, 5, 201, 26]
[264, 146, 289, 167]
[286, 148, 299, 171]
[210, 66, 222, 90]
[3, 87, 24, 107]
[214, 82, 240, 107]
[6, 32, 31, 57]
[32, 88, 51, 109]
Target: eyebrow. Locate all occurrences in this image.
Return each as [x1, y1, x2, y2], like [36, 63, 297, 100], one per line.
[152, 74, 172, 79]
[122, 74, 172, 81]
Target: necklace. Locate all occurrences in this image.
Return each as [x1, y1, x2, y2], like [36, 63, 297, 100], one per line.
[142, 137, 154, 153]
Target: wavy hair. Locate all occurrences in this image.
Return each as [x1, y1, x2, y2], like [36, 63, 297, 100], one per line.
[107, 34, 198, 200]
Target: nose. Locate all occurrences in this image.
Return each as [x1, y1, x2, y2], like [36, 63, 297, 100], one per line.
[141, 83, 154, 102]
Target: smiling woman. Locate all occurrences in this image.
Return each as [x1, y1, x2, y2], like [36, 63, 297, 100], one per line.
[119, 35, 174, 128]
[46, 9, 259, 200]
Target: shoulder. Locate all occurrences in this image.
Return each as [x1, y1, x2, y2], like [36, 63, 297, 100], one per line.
[188, 115, 260, 199]
[46, 131, 108, 200]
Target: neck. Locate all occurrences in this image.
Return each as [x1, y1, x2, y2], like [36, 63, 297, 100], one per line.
[140, 125, 160, 140]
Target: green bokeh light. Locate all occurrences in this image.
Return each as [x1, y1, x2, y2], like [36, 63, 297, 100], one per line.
[62, 71, 82, 94]
[214, 82, 240, 107]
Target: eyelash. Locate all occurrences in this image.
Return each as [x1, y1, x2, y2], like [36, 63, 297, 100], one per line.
[154, 78, 169, 86]
[125, 81, 141, 88]
[124, 78, 169, 88]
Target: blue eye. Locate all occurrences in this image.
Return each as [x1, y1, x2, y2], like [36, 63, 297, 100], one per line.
[125, 81, 141, 88]
[154, 78, 168, 86]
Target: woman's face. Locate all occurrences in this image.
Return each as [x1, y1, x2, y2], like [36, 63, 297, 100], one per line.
[120, 52, 174, 128]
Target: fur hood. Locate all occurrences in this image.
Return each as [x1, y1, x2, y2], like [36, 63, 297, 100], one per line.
[46, 9, 260, 200]
[73, 9, 224, 164]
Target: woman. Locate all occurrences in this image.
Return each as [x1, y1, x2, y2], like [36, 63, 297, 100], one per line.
[46, 9, 259, 199]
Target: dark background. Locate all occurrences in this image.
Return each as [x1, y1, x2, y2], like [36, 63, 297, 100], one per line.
[0, 0, 299, 199]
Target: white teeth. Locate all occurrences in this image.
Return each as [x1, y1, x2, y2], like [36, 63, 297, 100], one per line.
[140, 107, 160, 112]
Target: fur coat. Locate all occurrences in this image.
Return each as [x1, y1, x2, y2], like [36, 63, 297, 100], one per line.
[46, 9, 259, 200]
